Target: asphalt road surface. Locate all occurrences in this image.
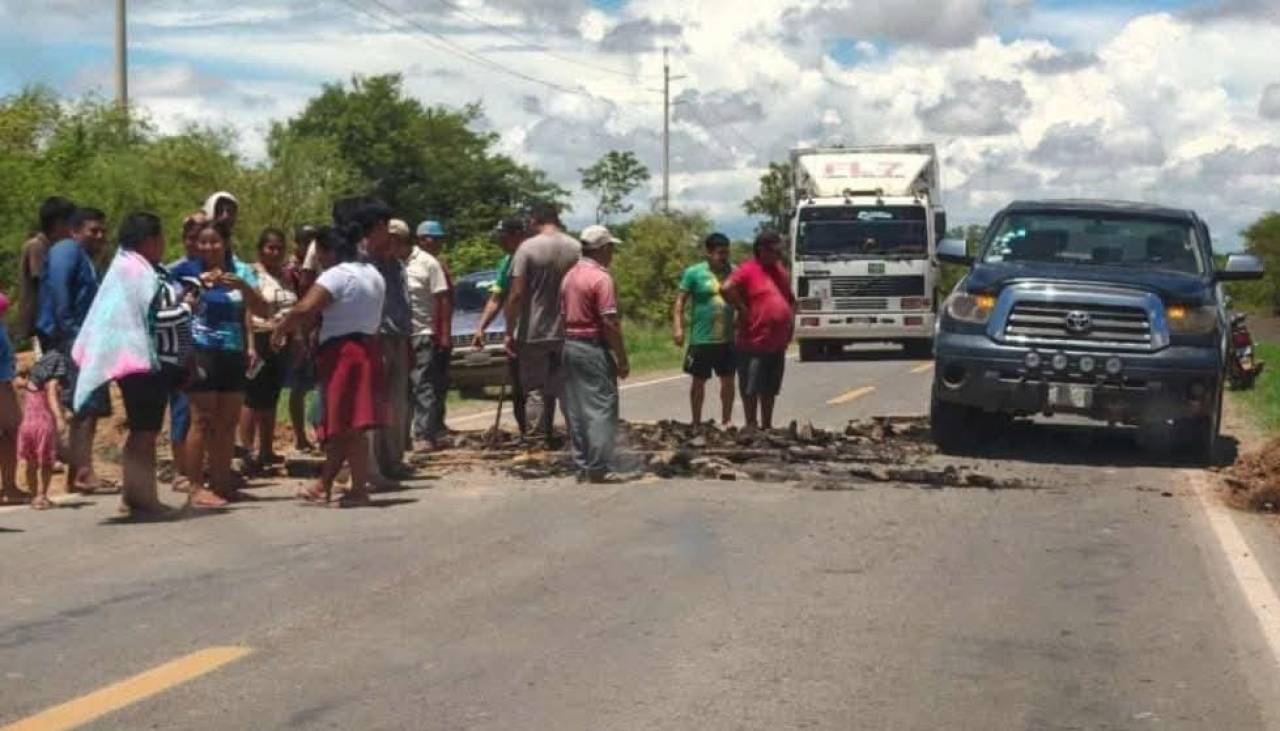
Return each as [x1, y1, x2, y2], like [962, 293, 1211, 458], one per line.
[5, 345, 1280, 730]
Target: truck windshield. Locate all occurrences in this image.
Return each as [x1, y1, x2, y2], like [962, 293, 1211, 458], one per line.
[796, 206, 927, 259]
[454, 273, 497, 312]
[982, 212, 1205, 275]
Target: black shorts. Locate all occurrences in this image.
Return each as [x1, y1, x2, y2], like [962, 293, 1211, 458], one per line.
[118, 371, 173, 432]
[683, 343, 736, 380]
[245, 333, 287, 410]
[737, 350, 786, 397]
[187, 348, 247, 394]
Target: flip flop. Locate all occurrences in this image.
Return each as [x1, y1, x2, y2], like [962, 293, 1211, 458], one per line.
[296, 483, 329, 506]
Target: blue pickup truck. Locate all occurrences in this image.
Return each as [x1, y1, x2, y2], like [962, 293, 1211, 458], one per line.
[931, 200, 1264, 463]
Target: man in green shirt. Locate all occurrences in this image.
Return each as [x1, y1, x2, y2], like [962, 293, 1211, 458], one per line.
[473, 217, 529, 431]
[673, 232, 736, 425]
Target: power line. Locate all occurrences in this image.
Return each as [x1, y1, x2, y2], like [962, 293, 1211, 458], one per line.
[422, 0, 649, 81]
[337, 0, 594, 98]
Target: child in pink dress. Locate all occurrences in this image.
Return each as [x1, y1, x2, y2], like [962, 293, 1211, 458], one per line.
[17, 351, 68, 510]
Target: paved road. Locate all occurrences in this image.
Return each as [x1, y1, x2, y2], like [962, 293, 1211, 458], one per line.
[4, 346, 1280, 730]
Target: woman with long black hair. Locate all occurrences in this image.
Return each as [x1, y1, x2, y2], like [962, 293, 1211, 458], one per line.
[239, 227, 297, 472]
[272, 202, 388, 507]
[171, 220, 268, 507]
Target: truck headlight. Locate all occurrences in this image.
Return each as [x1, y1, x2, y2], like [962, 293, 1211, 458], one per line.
[945, 292, 996, 324]
[1166, 304, 1217, 335]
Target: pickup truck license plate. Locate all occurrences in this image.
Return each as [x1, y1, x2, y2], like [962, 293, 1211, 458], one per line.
[1049, 384, 1092, 410]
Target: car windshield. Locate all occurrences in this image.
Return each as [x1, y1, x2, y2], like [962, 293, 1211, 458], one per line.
[454, 272, 496, 312]
[982, 211, 1205, 275]
[796, 206, 928, 259]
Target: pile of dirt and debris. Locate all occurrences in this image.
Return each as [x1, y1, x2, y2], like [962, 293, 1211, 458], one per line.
[437, 417, 1034, 491]
[1224, 438, 1280, 512]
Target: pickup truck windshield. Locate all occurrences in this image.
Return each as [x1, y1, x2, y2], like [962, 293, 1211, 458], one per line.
[982, 212, 1205, 275]
[797, 206, 927, 259]
[454, 273, 496, 312]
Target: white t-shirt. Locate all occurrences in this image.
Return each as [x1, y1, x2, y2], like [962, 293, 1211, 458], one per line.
[315, 261, 386, 344]
[405, 247, 449, 336]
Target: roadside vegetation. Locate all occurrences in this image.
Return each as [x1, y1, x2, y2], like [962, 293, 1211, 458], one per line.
[1235, 342, 1280, 434]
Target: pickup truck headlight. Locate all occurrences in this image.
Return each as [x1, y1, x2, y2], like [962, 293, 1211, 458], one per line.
[1165, 304, 1217, 335]
[945, 292, 996, 324]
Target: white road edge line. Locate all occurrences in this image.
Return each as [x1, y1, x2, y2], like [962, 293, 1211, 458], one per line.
[450, 354, 799, 425]
[1192, 471, 1280, 672]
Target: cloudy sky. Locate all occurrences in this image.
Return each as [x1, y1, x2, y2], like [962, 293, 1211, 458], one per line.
[2, 0, 1279, 245]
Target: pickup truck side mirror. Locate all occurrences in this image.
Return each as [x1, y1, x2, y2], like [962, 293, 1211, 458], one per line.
[1215, 253, 1265, 282]
[937, 238, 972, 266]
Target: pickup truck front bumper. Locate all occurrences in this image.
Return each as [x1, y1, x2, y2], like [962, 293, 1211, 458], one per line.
[933, 331, 1221, 423]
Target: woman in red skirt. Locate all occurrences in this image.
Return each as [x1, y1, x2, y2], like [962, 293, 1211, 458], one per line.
[272, 212, 388, 507]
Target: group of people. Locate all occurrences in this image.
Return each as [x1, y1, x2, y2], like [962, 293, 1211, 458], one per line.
[0, 190, 798, 513]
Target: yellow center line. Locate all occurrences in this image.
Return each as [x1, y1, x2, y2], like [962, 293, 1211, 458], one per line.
[827, 385, 876, 405]
[2, 646, 252, 731]
[910, 362, 935, 374]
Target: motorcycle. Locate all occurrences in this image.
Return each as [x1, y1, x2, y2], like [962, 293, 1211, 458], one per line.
[1228, 312, 1266, 390]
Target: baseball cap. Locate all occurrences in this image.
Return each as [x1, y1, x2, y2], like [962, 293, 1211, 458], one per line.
[388, 218, 410, 237]
[579, 224, 622, 250]
[417, 220, 446, 237]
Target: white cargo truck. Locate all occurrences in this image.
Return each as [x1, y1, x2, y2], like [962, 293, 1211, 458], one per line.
[789, 144, 946, 361]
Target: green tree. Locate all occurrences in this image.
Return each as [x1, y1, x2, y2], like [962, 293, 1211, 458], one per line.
[271, 74, 567, 240]
[742, 161, 793, 234]
[611, 211, 709, 324]
[1229, 212, 1280, 311]
[579, 150, 650, 223]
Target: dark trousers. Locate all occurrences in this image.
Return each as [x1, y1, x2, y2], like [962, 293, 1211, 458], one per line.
[561, 339, 618, 476]
[410, 335, 450, 443]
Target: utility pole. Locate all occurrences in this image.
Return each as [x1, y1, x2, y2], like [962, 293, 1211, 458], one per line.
[662, 47, 670, 214]
[660, 48, 686, 215]
[115, 0, 128, 112]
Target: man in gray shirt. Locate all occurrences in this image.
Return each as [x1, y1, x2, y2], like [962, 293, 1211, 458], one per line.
[503, 201, 580, 445]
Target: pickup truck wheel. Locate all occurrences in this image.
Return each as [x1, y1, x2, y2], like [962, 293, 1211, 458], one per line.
[930, 392, 980, 454]
[1179, 391, 1222, 466]
[799, 341, 824, 362]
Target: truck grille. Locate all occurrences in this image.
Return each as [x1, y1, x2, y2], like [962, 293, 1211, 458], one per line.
[1003, 301, 1153, 351]
[834, 298, 888, 311]
[831, 276, 924, 298]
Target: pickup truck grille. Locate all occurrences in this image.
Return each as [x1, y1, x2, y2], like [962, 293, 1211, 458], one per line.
[1003, 301, 1153, 351]
[831, 276, 924, 298]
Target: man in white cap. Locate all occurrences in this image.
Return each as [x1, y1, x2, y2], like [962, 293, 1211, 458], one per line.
[559, 224, 629, 482]
[368, 219, 414, 478]
[406, 219, 453, 450]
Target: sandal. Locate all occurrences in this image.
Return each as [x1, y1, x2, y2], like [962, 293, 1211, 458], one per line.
[189, 488, 228, 509]
[296, 483, 330, 506]
[74, 478, 120, 495]
[30, 495, 54, 510]
[171, 475, 193, 494]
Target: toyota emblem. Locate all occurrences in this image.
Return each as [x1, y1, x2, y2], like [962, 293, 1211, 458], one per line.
[1064, 310, 1092, 334]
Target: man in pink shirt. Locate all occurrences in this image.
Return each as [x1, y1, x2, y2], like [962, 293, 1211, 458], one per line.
[560, 225, 630, 483]
[722, 230, 795, 430]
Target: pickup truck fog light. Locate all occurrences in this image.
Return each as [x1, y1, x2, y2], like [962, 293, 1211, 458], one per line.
[1024, 352, 1041, 369]
[1105, 357, 1123, 375]
[1051, 353, 1069, 371]
[1079, 356, 1096, 374]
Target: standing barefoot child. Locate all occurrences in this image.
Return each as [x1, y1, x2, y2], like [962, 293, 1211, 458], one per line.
[17, 351, 66, 509]
[0, 291, 22, 504]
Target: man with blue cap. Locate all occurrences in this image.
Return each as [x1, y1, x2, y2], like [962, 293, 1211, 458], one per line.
[406, 219, 454, 450]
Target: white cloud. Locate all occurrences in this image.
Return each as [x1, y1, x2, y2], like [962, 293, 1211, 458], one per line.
[1262, 83, 1280, 119]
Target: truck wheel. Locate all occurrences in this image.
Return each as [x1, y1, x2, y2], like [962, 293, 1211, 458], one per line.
[1178, 390, 1222, 466]
[930, 392, 980, 454]
[799, 341, 824, 362]
[904, 339, 934, 359]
